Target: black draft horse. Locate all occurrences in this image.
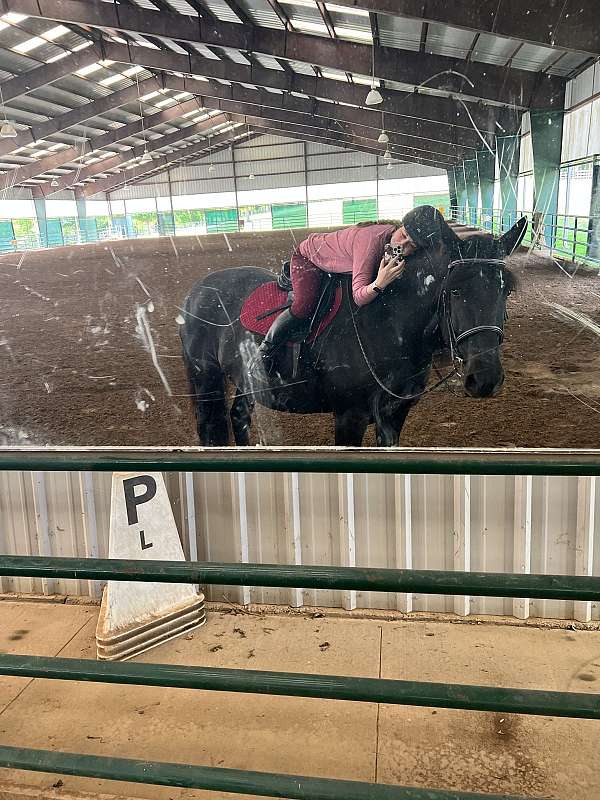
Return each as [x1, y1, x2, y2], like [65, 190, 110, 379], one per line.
[180, 218, 526, 446]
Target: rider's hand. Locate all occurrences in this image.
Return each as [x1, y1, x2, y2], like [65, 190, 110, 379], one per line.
[374, 255, 405, 290]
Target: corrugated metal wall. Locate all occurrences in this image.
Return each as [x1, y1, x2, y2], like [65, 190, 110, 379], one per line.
[105, 134, 445, 201]
[561, 62, 600, 163]
[0, 471, 597, 621]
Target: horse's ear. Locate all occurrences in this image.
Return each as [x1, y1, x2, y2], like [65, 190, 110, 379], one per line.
[499, 216, 528, 256]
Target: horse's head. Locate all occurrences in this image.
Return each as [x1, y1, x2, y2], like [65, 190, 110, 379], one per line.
[440, 218, 526, 398]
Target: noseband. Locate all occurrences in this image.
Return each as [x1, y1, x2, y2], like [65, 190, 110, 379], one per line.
[441, 258, 507, 372]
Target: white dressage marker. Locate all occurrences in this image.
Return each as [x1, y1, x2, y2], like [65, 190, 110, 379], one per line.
[96, 471, 205, 661]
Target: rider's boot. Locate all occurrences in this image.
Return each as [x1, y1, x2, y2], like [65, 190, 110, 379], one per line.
[253, 309, 307, 376]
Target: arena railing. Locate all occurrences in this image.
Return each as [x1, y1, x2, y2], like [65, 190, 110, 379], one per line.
[0, 204, 412, 253]
[1, 445, 599, 800]
[449, 205, 600, 268]
[2, 553, 600, 800]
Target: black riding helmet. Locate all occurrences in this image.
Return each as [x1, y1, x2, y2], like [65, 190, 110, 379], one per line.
[401, 205, 457, 251]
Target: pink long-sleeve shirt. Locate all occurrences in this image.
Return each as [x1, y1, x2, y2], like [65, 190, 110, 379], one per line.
[298, 223, 397, 306]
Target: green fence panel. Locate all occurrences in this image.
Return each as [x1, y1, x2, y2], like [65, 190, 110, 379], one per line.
[206, 208, 238, 233]
[61, 218, 79, 245]
[46, 219, 64, 248]
[413, 194, 451, 218]
[80, 218, 98, 243]
[272, 203, 308, 229]
[0, 219, 14, 252]
[158, 212, 175, 236]
[342, 199, 377, 224]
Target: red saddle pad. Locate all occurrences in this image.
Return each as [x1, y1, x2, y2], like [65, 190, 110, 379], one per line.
[240, 281, 342, 343]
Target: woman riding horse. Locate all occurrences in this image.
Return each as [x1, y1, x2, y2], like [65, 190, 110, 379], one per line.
[255, 205, 459, 372]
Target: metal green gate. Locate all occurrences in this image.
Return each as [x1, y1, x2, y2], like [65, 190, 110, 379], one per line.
[0, 447, 599, 800]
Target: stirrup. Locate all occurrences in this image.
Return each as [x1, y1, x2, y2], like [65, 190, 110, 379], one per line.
[248, 344, 281, 381]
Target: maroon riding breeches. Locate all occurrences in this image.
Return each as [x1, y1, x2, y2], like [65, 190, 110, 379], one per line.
[290, 250, 323, 319]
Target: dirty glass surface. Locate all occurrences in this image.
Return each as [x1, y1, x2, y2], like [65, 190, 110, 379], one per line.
[0, 4, 597, 453]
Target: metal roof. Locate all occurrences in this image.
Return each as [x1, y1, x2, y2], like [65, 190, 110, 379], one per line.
[0, 1, 593, 195]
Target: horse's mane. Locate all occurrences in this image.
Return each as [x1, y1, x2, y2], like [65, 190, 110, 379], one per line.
[355, 219, 401, 228]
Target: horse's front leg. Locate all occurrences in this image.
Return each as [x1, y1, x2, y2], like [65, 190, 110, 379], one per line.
[375, 402, 414, 447]
[334, 407, 370, 446]
[230, 388, 254, 446]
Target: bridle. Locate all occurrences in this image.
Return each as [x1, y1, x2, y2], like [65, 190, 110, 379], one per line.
[440, 258, 507, 375]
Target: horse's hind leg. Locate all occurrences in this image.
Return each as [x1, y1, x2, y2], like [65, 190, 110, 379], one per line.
[334, 408, 370, 446]
[230, 389, 254, 446]
[187, 361, 230, 446]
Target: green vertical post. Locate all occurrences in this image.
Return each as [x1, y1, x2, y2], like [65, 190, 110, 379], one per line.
[587, 161, 600, 262]
[463, 158, 479, 225]
[530, 109, 564, 249]
[454, 163, 467, 221]
[33, 198, 48, 248]
[446, 167, 458, 218]
[158, 212, 175, 236]
[497, 135, 520, 231]
[476, 148, 496, 230]
[0, 220, 15, 252]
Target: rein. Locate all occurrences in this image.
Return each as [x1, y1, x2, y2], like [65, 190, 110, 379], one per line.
[346, 288, 457, 402]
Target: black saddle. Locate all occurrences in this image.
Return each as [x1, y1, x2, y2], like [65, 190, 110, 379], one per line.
[275, 259, 340, 344]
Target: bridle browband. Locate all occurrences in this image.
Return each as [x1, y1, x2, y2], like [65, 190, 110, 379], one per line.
[441, 258, 507, 372]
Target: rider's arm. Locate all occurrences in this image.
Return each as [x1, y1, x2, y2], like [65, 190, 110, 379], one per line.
[352, 228, 403, 306]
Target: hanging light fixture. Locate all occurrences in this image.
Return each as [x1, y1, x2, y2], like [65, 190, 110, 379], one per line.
[0, 80, 15, 138]
[386, 161, 393, 170]
[377, 112, 388, 143]
[383, 148, 392, 161]
[248, 172, 255, 180]
[0, 121, 17, 138]
[365, 41, 383, 106]
[50, 177, 59, 187]
[365, 86, 383, 106]
[134, 72, 152, 166]
[207, 131, 215, 172]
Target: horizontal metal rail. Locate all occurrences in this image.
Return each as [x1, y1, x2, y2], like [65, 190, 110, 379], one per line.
[0, 744, 533, 799]
[2, 556, 600, 600]
[1, 654, 598, 720]
[0, 446, 599, 475]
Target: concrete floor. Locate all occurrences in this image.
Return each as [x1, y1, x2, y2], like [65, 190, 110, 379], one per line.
[0, 601, 599, 800]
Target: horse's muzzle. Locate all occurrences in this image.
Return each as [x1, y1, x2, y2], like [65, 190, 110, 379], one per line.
[463, 356, 504, 398]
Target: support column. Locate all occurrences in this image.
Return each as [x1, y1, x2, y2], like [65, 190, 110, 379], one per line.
[75, 194, 95, 243]
[530, 109, 564, 249]
[446, 167, 458, 218]
[476, 148, 496, 231]
[463, 158, 479, 225]
[587, 160, 600, 261]
[303, 141, 309, 215]
[166, 170, 175, 235]
[375, 155, 379, 217]
[124, 207, 135, 239]
[33, 197, 48, 248]
[232, 144, 241, 231]
[497, 135, 520, 231]
[156, 187, 175, 238]
[454, 163, 467, 222]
